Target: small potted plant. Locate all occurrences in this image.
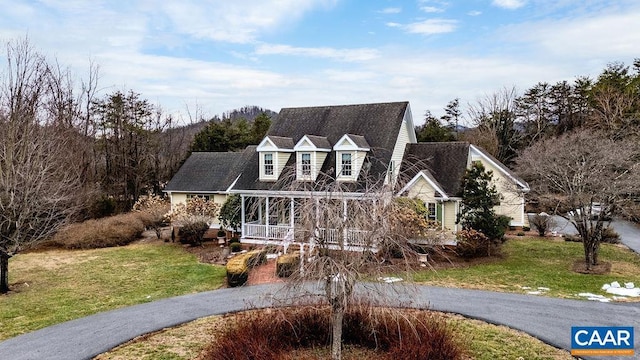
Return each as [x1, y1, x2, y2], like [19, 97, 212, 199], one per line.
[217, 229, 227, 245]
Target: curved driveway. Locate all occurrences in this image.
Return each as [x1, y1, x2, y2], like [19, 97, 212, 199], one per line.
[0, 283, 638, 360]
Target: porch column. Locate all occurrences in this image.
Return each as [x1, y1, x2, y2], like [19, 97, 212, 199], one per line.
[241, 195, 246, 238]
[440, 201, 445, 231]
[289, 197, 295, 228]
[265, 196, 270, 240]
[343, 199, 348, 246]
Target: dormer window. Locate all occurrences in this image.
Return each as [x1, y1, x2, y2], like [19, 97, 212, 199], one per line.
[257, 136, 294, 181]
[294, 135, 331, 181]
[333, 134, 370, 181]
[301, 153, 312, 176]
[264, 153, 274, 176]
[341, 153, 352, 176]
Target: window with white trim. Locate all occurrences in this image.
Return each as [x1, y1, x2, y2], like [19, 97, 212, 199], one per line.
[427, 202, 437, 221]
[301, 153, 311, 176]
[264, 153, 274, 175]
[341, 153, 352, 176]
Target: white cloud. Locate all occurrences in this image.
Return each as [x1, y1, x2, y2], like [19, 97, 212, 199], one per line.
[378, 7, 401, 14]
[467, 10, 482, 16]
[501, 9, 640, 60]
[492, 0, 527, 10]
[420, 6, 445, 13]
[154, 0, 339, 44]
[403, 19, 457, 35]
[255, 44, 380, 62]
[386, 22, 402, 28]
[418, 0, 448, 13]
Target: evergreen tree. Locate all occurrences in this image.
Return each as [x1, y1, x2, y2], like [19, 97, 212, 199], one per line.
[415, 110, 455, 142]
[457, 162, 510, 240]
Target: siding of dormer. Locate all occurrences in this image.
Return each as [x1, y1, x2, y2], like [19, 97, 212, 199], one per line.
[277, 152, 292, 178]
[387, 116, 413, 184]
[316, 152, 328, 173]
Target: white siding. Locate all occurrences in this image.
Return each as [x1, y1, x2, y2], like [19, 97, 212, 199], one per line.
[470, 151, 526, 226]
[387, 109, 416, 184]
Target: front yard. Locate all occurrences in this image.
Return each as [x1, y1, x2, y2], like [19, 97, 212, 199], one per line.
[2, 234, 639, 344]
[0, 243, 226, 340]
[412, 237, 640, 300]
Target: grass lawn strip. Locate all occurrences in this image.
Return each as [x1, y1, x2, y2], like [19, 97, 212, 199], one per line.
[0, 243, 226, 341]
[412, 237, 640, 301]
[95, 310, 573, 360]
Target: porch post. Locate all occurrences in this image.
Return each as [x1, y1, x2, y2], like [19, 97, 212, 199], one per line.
[265, 196, 270, 240]
[289, 197, 295, 228]
[241, 195, 246, 238]
[440, 200, 445, 231]
[343, 199, 347, 246]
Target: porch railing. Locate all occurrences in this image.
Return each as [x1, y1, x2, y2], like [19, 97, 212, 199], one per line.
[242, 223, 371, 248]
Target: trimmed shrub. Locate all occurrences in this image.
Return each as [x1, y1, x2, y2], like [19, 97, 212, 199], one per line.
[179, 220, 209, 246]
[522, 226, 531, 232]
[217, 229, 226, 237]
[517, 232, 525, 236]
[228, 236, 240, 244]
[226, 249, 267, 287]
[276, 252, 300, 277]
[456, 229, 501, 258]
[230, 242, 242, 252]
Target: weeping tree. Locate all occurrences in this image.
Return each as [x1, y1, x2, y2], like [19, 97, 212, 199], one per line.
[516, 130, 640, 270]
[263, 162, 440, 360]
[0, 38, 82, 293]
[219, 194, 242, 233]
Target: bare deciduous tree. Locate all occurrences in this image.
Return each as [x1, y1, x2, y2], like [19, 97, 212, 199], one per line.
[260, 164, 441, 360]
[0, 38, 82, 293]
[468, 86, 521, 164]
[515, 130, 640, 270]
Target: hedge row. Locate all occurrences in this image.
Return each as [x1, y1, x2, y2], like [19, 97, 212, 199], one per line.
[226, 249, 267, 287]
[44, 212, 156, 250]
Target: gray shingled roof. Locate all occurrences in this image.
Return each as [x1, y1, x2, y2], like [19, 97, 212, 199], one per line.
[266, 136, 294, 150]
[234, 102, 409, 191]
[165, 147, 255, 192]
[400, 142, 470, 197]
[303, 135, 331, 150]
[344, 134, 370, 149]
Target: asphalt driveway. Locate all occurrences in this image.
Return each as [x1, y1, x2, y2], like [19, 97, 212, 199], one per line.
[541, 214, 640, 254]
[0, 283, 638, 360]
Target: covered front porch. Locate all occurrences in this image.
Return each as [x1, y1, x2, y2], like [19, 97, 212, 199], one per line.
[238, 193, 376, 252]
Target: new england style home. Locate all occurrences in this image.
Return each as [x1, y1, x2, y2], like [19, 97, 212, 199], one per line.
[165, 102, 529, 249]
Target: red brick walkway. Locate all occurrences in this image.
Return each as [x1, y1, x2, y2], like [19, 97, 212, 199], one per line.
[246, 259, 283, 285]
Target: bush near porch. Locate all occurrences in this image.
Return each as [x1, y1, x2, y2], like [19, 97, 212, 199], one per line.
[226, 250, 267, 287]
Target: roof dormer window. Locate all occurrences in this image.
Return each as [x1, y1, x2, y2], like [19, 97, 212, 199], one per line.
[301, 153, 312, 176]
[264, 153, 274, 176]
[257, 136, 294, 181]
[333, 134, 370, 181]
[294, 135, 331, 181]
[341, 153, 352, 176]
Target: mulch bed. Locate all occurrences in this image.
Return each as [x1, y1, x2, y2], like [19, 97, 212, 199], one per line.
[571, 260, 611, 275]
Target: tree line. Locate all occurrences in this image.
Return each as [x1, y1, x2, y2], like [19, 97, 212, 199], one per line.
[418, 59, 640, 270]
[417, 60, 640, 165]
[0, 38, 273, 292]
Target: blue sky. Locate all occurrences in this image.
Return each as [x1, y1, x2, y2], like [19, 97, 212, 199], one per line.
[1, 0, 639, 124]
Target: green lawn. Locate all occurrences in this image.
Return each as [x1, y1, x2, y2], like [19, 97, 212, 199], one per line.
[412, 237, 640, 300]
[0, 243, 226, 341]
